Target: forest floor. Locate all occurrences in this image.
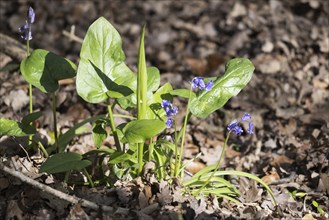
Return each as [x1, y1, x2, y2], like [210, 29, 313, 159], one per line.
[0, 0, 328, 219]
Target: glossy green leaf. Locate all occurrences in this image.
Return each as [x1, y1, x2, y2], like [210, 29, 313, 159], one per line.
[20, 49, 76, 93]
[190, 58, 254, 118]
[39, 152, 91, 174]
[108, 151, 137, 164]
[147, 66, 160, 92]
[123, 119, 166, 144]
[83, 147, 115, 157]
[116, 66, 160, 110]
[146, 82, 173, 119]
[76, 17, 136, 103]
[0, 118, 36, 137]
[170, 89, 196, 99]
[21, 111, 42, 126]
[92, 120, 107, 148]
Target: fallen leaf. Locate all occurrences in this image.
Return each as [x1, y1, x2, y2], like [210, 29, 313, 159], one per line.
[271, 155, 294, 166]
[184, 161, 206, 174]
[261, 171, 280, 184]
[3, 90, 29, 111]
[302, 213, 314, 220]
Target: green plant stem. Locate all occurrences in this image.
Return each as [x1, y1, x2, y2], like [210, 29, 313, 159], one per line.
[195, 131, 231, 195]
[83, 168, 94, 188]
[175, 84, 193, 177]
[107, 102, 121, 151]
[171, 120, 178, 178]
[26, 38, 34, 145]
[37, 141, 49, 158]
[113, 114, 136, 120]
[64, 171, 70, 184]
[148, 139, 153, 162]
[52, 93, 59, 153]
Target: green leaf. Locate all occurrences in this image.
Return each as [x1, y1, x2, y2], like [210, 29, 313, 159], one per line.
[147, 66, 160, 92]
[108, 151, 137, 164]
[123, 119, 166, 144]
[150, 82, 173, 105]
[83, 147, 115, 157]
[76, 17, 136, 103]
[21, 111, 42, 126]
[39, 152, 91, 174]
[190, 58, 254, 118]
[146, 82, 173, 119]
[92, 120, 107, 148]
[20, 49, 76, 93]
[170, 89, 196, 99]
[0, 118, 36, 137]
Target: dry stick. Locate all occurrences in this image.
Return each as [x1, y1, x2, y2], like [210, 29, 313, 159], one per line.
[0, 163, 113, 212]
[62, 25, 83, 44]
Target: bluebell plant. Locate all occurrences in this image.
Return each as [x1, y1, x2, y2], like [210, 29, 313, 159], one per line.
[227, 112, 253, 135]
[19, 6, 35, 146]
[161, 100, 178, 128]
[19, 6, 35, 41]
[191, 77, 213, 91]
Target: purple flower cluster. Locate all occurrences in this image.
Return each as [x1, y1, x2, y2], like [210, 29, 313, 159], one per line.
[19, 6, 35, 40]
[161, 100, 178, 128]
[191, 77, 213, 91]
[227, 112, 253, 135]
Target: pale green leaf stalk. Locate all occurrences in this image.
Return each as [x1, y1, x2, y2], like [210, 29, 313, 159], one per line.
[107, 102, 121, 151]
[174, 83, 193, 177]
[52, 93, 59, 152]
[137, 26, 147, 174]
[26, 33, 33, 145]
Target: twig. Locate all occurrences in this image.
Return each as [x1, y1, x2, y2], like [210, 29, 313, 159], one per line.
[0, 33, 28, 61]
[62, 25, 83, 44]
[0, 162, 113, 213]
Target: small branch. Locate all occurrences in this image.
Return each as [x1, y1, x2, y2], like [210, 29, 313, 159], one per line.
[0, 33, 28, 61]
[0, 163, 113, 213]
[62, 25, 83, 44]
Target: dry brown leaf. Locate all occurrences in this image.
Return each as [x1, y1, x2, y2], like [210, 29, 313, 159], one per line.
[184, 57, 207, 75]
[261, 171, 280, 184]
[138, 191, 149, 209]
[271, 155, 294, 166]
[184, 161, 206, 175]
[317, 173, 329, 194]
[66, 204, 89, 220]
[5, 200, 25, 220]
[225, 146, 241, 158]
[302, 213, 314, 220]
[3, 89, 29, 111]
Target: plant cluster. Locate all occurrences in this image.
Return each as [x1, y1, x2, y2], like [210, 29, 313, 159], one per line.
[0, 7, 277, 206]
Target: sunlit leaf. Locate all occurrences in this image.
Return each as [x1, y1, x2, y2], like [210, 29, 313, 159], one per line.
[20, 49, 76, 93]
[0, 118, 36, 137]
[76, 17, 136, 103]
[190, 58, 254, 118]
[123, 119, 166, 144]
